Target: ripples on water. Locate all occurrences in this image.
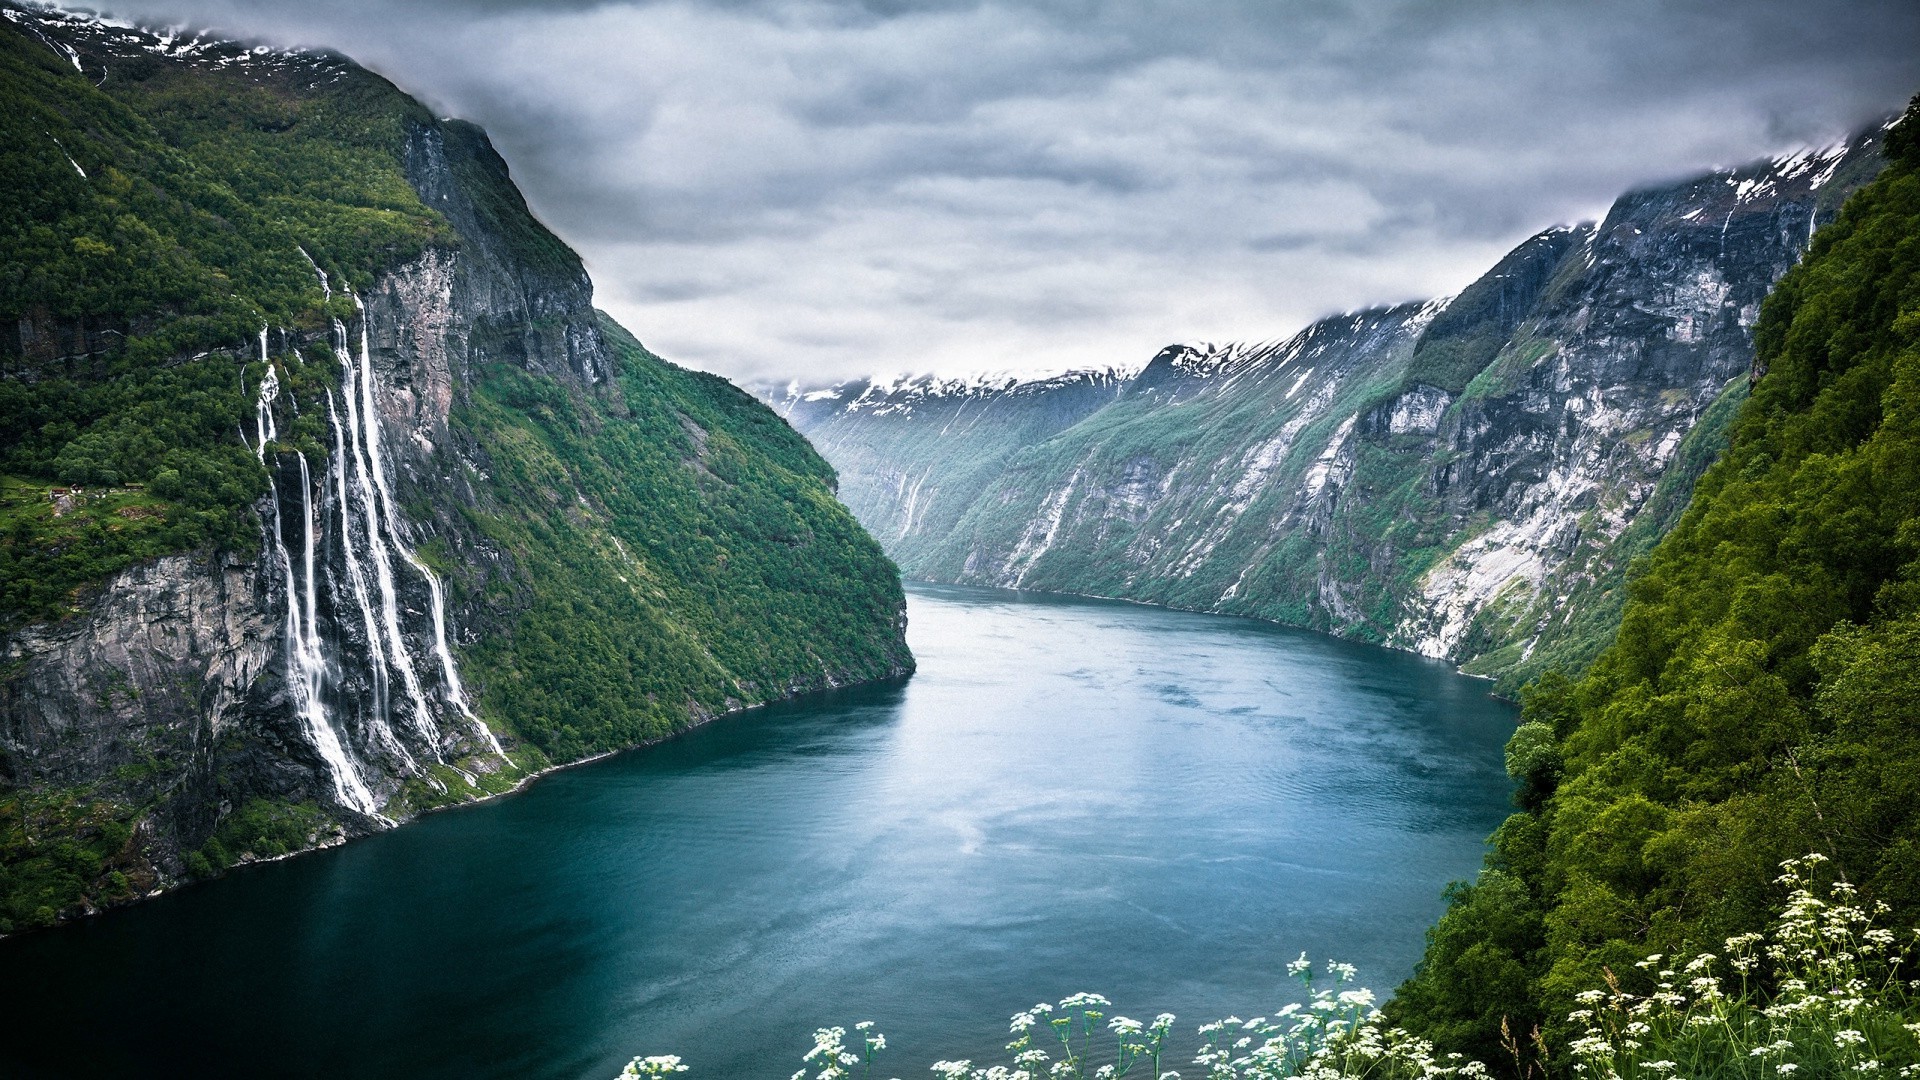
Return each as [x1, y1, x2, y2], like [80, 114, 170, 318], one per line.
[0, 583, 1515, 1079]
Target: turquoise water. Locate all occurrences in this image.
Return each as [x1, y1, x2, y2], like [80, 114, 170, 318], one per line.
[0, 583, 1515, 1078]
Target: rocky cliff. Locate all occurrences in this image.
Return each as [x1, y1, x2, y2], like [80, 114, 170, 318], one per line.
[0, 4, 911, 931]
[775, 125, 1889, 690]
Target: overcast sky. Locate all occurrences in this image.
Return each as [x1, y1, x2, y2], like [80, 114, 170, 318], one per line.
[90, 0, 1920, 384]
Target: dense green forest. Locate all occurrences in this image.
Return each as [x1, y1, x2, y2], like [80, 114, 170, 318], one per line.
[1388, 95, 1920, 1070]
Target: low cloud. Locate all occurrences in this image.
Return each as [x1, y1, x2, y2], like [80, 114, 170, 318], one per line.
[93, 0, 1920, 382]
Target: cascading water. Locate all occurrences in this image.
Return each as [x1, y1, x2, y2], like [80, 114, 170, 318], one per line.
[261, 256, 508, 814]
[252, 359, 279, 453]
[326, 397, 391, 722]
[333, 313, 441, 752]
[347, 298, 505, 757]
[299, 246, 331, 302]
[317, 292, 505, 764]
[324, 390, 424, 777]
[253, 338, 381, 817]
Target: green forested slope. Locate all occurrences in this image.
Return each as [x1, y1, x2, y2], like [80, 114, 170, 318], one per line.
[1390, 97, 1920, 1066]
[458, 316, 913, 763]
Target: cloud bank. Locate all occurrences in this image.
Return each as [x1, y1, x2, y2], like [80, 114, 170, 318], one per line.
[89, 0, 1920, 382]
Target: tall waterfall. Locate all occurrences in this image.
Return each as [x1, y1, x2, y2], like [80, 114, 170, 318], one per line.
[249, 265, 518, 810]
[347, 300, 505, 756]
[247, 264, 509, 818]
[325, 294, 506, 761]
[332, 311, 441, 751]
[253, 340, 381, 816]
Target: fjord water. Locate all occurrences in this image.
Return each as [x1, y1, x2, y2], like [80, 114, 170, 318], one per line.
[0, 584, 1514, 1079]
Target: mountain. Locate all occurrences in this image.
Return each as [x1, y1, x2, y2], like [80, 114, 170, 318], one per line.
[1388, 94, 1920, 1067]
[0, 4, 911, 932]
[773, 125, 1889, 691]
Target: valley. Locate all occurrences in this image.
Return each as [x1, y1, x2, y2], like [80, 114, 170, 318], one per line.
[4, 2, 1918, 1076]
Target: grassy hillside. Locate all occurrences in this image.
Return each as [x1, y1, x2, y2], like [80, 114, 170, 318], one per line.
[1389, 95, 1920, 1067]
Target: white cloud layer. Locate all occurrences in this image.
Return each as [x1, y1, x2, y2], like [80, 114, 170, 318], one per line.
[90, 0, 1920, 382]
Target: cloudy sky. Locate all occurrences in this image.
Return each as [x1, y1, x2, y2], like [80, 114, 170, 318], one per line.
[93, 0, 1920, 384]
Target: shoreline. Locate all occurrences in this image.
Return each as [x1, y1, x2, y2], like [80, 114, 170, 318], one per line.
[0, 661, 915, 942]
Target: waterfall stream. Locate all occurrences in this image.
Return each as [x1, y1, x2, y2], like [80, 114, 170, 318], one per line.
[333, 311, 441, 753]
[253, 341, 381, 816]
[325, 394, 416, 777]
[247, 263, 508, 816]
[344, 299, 504, 759]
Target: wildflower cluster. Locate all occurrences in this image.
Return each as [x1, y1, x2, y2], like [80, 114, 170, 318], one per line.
[621, 967, 1484, 1080]
[1192, 955, 1487, 1080]
[617, 1056, 689, 1078]
[620, 856, 1920, 1080]
[1566, 855, 1920, 1079]
[934, 991, 1177, 1080]
[791, 1022, 893, 1080]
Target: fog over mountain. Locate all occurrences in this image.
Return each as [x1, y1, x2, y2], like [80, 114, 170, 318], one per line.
[77, 0, 1920, 383]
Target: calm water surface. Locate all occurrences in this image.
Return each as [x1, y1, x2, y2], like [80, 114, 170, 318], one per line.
[0, 584, 1515, 1078]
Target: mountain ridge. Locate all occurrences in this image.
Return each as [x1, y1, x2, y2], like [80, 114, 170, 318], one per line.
[770, 120, 1890, 691]
[1389, 91, 1920, 1067]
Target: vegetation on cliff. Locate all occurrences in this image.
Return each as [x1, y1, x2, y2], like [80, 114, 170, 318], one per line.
[1388, 95, 1920, 1069]
[458, 316, 913, 763]
[0, 11, 445, 623]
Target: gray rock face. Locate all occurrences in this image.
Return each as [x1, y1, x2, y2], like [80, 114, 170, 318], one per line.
[775, 125, 1890, 689]
[2, 552, 275, 843]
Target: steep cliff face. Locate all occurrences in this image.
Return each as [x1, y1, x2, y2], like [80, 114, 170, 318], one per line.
[1385, 133, 1885, 680]
[0, 5, 910, 931]
[776, 127, 1888, 690]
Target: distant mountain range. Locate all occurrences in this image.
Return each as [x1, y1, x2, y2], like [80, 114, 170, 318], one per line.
[767, 122, 1890, 691]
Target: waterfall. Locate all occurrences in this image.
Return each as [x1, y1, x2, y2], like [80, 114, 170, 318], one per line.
[328, 392, 427, 772]
[326, 394, 390, 721]
[338, 297, 506, 759]
[252, 360, 279, 457]
[299, 246, 332, 302]
[260, 252, 508, 814]
[333, 316, 441, 754]
[253, 343, 381, 817]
